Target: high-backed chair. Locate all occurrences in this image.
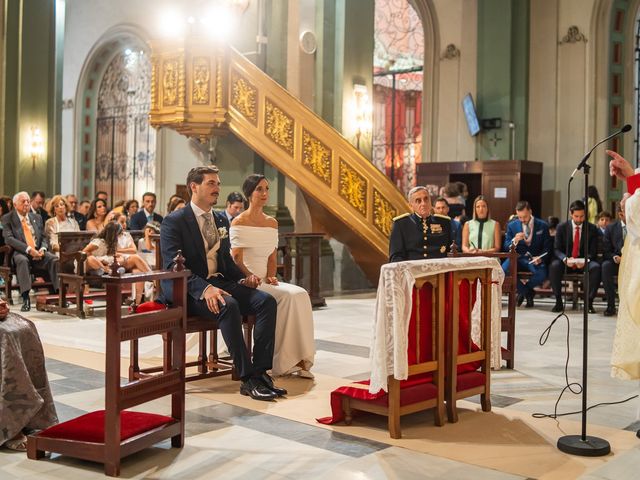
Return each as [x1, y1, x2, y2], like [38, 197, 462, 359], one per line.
[342, 272, 446, 438]
[27, 265, 189, 477]
[446, 267, 493, 423]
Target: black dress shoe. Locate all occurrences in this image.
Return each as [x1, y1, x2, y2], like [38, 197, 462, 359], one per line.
[551, 302, 563, 313]
[259, 372, 287, 397]
[603, 307, 617, 317]
[525, 294, 534, 308]
[240, 378, 277, 401]
[21, 297, 31, 312]
[588, 304, 596, 314]
[517, 294, 525, 307]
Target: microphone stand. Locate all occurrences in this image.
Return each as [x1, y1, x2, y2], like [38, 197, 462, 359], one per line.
[556, 161, 611, 457]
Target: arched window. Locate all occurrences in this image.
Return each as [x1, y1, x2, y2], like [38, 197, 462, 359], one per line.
[373, 0, 424, 195]
[95, 49, 155, 205]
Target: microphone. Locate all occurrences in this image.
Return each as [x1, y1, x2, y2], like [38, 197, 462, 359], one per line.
[570, 124, 632, 179]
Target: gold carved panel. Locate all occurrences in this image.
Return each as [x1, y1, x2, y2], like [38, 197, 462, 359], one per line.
[192, 56, 210, 105]
[150, 58, 159, 110]
[302, 128, 331, 185]
[230, 70, 258, 125]
[265, 98, 294, 156]
[373, 189, 397, 237]
[339, 159, 367, 216]
[162, 58, 179, 107]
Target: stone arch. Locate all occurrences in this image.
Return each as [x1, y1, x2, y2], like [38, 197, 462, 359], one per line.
[73, 24, 152, 202]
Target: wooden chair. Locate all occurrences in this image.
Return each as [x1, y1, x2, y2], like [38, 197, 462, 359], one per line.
[446, 267, 493, 423]
[280, 233, 326, 307]
[27, 264, 189, 477]
[342, 272, 446, 438]
[128, 247, 254, 383]
[449, 244, 518, 369]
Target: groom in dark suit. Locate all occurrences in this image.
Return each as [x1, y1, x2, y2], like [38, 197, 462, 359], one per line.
[160, 165, 284, 401]
[2, 191, 59, 311]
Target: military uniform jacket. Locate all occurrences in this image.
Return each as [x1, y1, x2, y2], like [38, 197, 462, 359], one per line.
[389, 213, 452, 262]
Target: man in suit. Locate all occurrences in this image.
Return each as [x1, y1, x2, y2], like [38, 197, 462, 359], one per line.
[389, 186, 451, 262]
[503, 200, 553, 308]
[160, 165, 283, 401]
[31, 191, 50, 224]
[601, 204, 625, 316]
[2, 192, 59, 311]
[549, 199, 601, 313]
[65, 194, 87, 230]
[433, 196, 461, 250]
[223, 192, 244, 224]
[129, 192, 163, 230]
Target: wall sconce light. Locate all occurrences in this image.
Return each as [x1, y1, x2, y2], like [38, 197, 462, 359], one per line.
[352, 83, 372, 150]
[29, 126, 44, 169]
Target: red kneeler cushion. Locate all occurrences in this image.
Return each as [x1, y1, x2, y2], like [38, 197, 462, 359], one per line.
[37, 410, 174, 443]
[456, 371, 486, 392]
[135, 301, 167, 313]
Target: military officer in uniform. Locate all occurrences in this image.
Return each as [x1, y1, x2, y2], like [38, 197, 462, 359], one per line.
[389, 186, 452, 262]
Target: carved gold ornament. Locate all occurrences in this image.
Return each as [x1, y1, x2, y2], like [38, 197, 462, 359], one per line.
[339, 159, 367, 215]
[162, 58, 179, 106]
[192, 57, 210, 105]
[373, 189, 397, 237]
[302, 128, 332, 185]
[230, 70, 258, 125]
[151, 58, 159, 110]
[265, 98, 295, 155]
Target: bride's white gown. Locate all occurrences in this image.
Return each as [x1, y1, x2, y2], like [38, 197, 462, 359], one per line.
[230, 225, 315, 376]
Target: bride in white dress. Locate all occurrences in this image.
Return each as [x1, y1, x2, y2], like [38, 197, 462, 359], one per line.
[230, 174, 315, 378]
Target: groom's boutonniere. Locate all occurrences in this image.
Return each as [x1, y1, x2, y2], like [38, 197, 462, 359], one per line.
[217, 226, 228, 239]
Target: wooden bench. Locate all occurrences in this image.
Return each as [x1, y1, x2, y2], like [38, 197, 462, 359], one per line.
[0, 245, 55, 304]
[448, 244, 518, 369]
[28, 266, 189, 477]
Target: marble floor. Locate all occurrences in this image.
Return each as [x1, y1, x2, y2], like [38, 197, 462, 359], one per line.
[1, 291, 640, 479]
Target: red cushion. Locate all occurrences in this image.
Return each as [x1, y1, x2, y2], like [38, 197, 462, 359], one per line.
[37, 410, 174, 443]
[456, 371, 486, 392]
[369, 375, 438, 407]
[135, 301, 167, 314]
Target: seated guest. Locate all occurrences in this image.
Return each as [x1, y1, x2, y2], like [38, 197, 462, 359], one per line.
[224, 191, 245, 224]
[389, 186, 451, 262]
[549, 200, 601, 313]
[167, 196, 186, 213]
[433, 196, 461, 249]
[503, 200, 552, 308]
[548, 216, 560, 237]
[129, 192, 163, 230]
[65, 194, 87, 230]
[0, 195, 12, 212]
[112, 213, 136, 254]
[587, 185, 603, 224]
[44, 195, 80, 254]
[0, 298, 58, 451]
[83, 222, 150, 305]
[597, 210, 612, 234]
[124, 199, 139, 229]
[138, 221, 161, 269]
[160, 165, 284, 401]
[602, 204, 625, 316]
[31, 191, 49, 224]
[462, 195, 501, 253]
[442, 182, 465, 221]
[77, 200, 91, 217]
[2, 192, 59, 311]
[230, 175, 315, 378]
[85, 198, 109, 232]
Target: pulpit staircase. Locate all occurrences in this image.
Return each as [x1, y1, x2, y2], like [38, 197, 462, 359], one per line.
[151, 44, 410, 283]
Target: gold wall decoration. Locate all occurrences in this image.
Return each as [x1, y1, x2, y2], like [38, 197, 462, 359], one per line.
[162, 58, 179, 106]
[265, 98, 294, 156]
[192, 56, 210, 105]
[177, 54, 186, 107]
[302, 128, 332, 185]
[339, 159, 367, 215]
[373, 188, 397, 237]
[150, 58, 158, 110]
[230, 70, 258, 125]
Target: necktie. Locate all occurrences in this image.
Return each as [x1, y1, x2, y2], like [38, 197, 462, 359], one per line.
[147, 214, 153, 222]
[201, 212, 218, 250]
[22, 217, 36, 250]
[524, 223, 530, 238]
[571, 225, 580, 258]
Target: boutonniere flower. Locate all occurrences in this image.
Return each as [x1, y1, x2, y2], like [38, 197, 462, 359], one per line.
[217, 226, 228, 239]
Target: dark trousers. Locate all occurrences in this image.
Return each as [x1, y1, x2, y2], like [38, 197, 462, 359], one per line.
[601, 259, 619, 309]
[549, 258, 601, 301]
[187, 278, 276, 379]
[502, 257, 547, 296]
[13, 251, 59, 295]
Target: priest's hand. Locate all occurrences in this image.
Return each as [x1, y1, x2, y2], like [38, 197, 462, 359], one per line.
[606, 150, 635, 181]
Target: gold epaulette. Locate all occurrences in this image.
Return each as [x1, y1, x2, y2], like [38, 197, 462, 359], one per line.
[433, 214, 451, 220]
[393, 213, 411, 221]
